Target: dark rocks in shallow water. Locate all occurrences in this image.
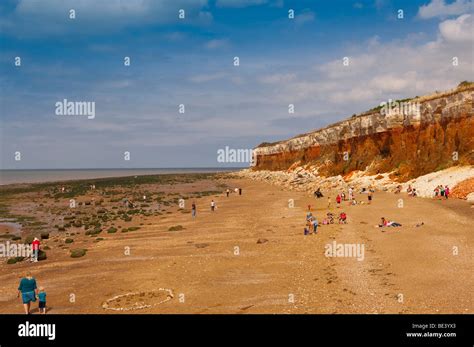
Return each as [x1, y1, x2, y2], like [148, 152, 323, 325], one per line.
[257, 238, 269, 244]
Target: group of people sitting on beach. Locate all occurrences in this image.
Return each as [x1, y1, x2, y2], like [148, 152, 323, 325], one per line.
[304, 205, 348, 235]
[406, 185, 418, 197]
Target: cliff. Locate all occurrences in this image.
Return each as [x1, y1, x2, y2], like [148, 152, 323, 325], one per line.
[253, 83, 474, 182]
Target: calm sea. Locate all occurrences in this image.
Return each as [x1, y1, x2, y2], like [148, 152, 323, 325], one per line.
[0, 168, 240, 186]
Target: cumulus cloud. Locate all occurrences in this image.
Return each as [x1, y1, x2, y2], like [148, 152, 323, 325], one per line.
[439, 14, 473, 42]
[270, 14, 473, 110]
[418, 0, 473, 19]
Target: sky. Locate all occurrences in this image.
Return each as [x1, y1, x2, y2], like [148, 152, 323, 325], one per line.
[0, 0, 473, 169]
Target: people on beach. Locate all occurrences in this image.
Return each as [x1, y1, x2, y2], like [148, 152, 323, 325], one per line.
[326, 212, 335, 224]
[191, 202, 196, 218]
[311, 217, 318, 233]
[18, 272, 38, 314]
[348, 187, 353, 201]
[339, 212, 347, 224]
[238, 188, 242, 195]
[38, 287, 47, 314]
[327, 196, 332, 209]
[226, 189, 230, 197]
[376, 217, 402, 228]
[314, 188, 323, 198]
[31, 237, 40, 262]
[336, 194, 341, 207]
[211, 200, 216, 211]
[444, 185, 450, 200]
[368, 191, 373, 204]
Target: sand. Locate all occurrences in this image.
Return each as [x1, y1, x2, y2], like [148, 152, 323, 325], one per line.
[0, 177, 472, 314]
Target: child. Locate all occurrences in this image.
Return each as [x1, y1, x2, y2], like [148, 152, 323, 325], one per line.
[311, 218, 318, 234]
[38, 287, 47, 314]
[339, 212, 347, 224]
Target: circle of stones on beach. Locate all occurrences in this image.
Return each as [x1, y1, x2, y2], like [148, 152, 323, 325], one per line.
[102, 288, 174, 311]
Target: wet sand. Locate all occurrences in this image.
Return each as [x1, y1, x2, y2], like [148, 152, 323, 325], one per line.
[0, 178, 472, 314]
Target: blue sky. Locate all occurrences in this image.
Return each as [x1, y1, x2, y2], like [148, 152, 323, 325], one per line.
[1, 0, 473, 169]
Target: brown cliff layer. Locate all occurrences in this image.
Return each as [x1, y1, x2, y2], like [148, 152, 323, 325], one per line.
[253, 84, 474, 181]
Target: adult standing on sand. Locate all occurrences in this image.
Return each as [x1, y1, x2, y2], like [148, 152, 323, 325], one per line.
[336, 194, 341, 208]
[17, 272, 38, 314]
[192, 201, 197, 218]
[368, 191, 373, 205]
[31, 237, 40, 262]
[226, 189, 230, 197]
[238, 188, 242, 195]
[211, 200, 216, 211]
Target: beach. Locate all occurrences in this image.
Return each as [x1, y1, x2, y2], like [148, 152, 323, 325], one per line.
[0, 173, 472, 314]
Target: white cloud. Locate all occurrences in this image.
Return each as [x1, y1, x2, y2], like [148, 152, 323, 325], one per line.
[418, 0, 473, 19]
[271, 14, 473, 108]
[439, 14, 473, 42]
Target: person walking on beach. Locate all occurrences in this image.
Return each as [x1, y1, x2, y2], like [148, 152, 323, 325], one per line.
[336, 194, 341, 208]
[311, 217, 318, 234]
[327, 196, 331, 209]
[226, 189, 230, 197]
[368, 191, 373, 205]
[211, 200, 216, 211]
[17, 272, 38, 314]
[31, 237, 40, 262]
[445, 185, 450, 200]
[38, 287, 47, 314]
[348, 187, 353, 201]
[238, 188, 242, 195]
[191, 202, 196, 218]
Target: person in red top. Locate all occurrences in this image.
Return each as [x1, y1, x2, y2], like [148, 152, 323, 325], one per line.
[336, 194, 341, 207]
[339, 212, 347, 224]
[31, 238, 40, 262]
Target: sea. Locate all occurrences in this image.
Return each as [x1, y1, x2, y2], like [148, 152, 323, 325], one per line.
[0, 168, 241, 186]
